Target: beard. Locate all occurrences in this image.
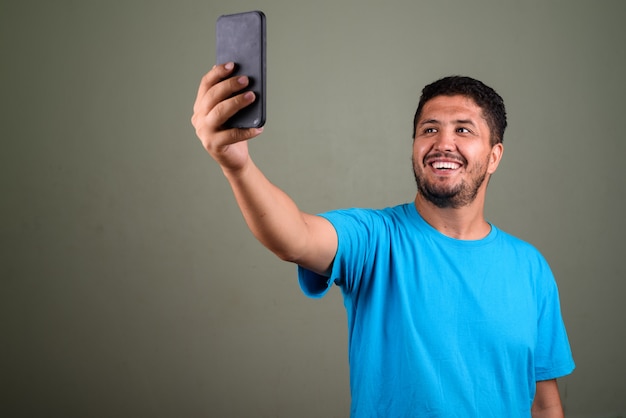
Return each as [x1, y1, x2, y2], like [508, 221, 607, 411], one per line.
[413, 152, 489, 209]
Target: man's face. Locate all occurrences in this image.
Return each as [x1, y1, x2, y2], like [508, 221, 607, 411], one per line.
[412, 95, 503, 209]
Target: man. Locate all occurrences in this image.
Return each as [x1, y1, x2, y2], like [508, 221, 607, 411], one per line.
[191, 63, 575, 417]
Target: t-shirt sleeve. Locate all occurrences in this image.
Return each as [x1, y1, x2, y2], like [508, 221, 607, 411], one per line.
[298, 265, 335, 298]
[298, 209, 378, 298]
[534, 258, 576, 381]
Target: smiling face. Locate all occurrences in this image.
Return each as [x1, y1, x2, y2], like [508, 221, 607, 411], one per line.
[412, 94, 503, 209]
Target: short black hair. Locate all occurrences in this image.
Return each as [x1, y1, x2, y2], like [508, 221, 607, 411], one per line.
[412, 76, 507, 145]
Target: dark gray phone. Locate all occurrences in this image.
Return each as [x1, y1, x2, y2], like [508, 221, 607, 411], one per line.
[216, 10, 266, 128]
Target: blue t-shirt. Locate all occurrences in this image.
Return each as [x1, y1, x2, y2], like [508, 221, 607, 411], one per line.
[298, 203, 574, 417]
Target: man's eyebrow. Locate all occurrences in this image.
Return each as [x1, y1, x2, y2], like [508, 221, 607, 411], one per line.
[418, 118, 477, 126]
[456, 119, 477, 126]
[418, 118, 439, 126]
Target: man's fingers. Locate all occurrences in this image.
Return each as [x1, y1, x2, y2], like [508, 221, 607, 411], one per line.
[191, 62, 256, 142]
[194, 77, 251, 124]
[193, 62, 237, 113]
[193, 90, 260, 149]
[191, 62, 263, 167]
[208, 90, 256, 128]
[196, 62, 235, 102]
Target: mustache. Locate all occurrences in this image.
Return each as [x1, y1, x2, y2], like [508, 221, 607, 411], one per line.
[423, 152, 467, 166]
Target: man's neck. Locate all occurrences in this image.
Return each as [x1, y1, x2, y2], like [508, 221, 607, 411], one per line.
[414, 193, 491, 240]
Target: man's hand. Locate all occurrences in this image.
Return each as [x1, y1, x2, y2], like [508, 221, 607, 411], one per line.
[191, 63, 264, 173]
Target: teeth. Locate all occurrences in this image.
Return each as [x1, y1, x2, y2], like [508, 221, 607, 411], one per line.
[432, 161, 460, 170]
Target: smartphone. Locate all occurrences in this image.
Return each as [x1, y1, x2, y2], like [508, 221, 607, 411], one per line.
[216, 10, 266, 128]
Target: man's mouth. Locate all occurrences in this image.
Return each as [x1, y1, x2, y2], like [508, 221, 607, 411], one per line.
[431, 161, 461, 170]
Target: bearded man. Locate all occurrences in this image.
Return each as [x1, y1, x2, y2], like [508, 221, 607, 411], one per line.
[191, 65, 575, 417]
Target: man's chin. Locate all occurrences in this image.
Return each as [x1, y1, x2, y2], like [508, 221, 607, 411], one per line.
[420, 193, 461, 209]
[418, 182, 477, 209]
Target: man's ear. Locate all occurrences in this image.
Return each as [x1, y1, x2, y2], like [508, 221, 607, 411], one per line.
[488, 143, 504, 174]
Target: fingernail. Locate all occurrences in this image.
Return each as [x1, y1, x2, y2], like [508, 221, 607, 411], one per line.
[225, 62, 234, 70]
[237, 76, 248, 85]
[244, 91, 255, 101]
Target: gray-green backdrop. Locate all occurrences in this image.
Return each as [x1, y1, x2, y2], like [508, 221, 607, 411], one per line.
[2, 1, 625, 417]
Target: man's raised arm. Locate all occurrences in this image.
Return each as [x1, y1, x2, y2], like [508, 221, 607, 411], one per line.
[191, 63, 337, 276]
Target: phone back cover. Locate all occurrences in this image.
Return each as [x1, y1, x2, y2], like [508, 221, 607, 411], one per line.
[216, 11, 266, 128]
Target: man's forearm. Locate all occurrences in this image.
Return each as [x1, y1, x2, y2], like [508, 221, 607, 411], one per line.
[224, 158, 336, 273]
[531, 380, 564, 418]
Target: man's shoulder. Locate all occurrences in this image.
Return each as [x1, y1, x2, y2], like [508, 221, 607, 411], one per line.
[493, 225, 550, 265]
[321, 202, 414, 224]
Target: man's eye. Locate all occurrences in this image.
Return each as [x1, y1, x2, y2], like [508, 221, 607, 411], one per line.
[457, 127, 470, 133]
[424, 128, 437, 134]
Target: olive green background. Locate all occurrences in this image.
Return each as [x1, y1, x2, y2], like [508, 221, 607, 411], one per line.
[1, 1, 624, 417]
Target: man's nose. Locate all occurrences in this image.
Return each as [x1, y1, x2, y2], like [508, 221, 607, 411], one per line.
[434, 129, 456, 151]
